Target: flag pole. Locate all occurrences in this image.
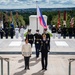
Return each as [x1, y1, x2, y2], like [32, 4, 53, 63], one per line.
[36, 0, 38, 30]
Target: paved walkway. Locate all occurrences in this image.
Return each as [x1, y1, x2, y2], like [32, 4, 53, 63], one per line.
[0, 37, 75, 75]
[0, 55, 75, 75]
[0, 36, 75, 54]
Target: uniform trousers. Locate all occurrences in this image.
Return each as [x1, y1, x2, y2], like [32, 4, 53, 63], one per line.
[52, 33, 56, 39]
[35, 44, 40, 58]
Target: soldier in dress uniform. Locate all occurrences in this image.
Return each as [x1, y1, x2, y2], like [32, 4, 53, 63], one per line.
[0, 27, 4, 39]
[57, 25, 61, 39]
[68, 27, 73, 39]
[62, 25, 67, 39]
[40, 34, 50, 70]
[73, 27, 75, 38]
[42, 28, 50, 50]
[26, 29, 34, 47]
[51, 25, 56, 39]
[10, 26, 14, 39]
[5, 26, 9, 39]
[34, 30, 42, 58]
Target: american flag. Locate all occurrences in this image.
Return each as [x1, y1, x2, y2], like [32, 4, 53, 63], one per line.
[70, 17, 74, 27]
[57, 11, 60, 28]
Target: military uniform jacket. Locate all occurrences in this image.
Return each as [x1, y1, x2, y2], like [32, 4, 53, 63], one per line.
[0, 28, 4, 35]
[57, 27, 61, 34]
[10, 27, 14, 34]
[5, 27, 9, 34]
[52, 27, 56, 33]
[62, 27, 66, 34]
[73, 27, 75, 34]
[26, 34, 34, 44]
[68, 28, 73, 34]
[34, 33, 41, 45]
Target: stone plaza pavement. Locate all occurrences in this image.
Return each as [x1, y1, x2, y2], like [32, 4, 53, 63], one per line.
[0, 37, 75, 75]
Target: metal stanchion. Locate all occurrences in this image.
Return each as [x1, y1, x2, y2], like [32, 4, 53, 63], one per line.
[1, 59, 3, 75]
[7, 61, 9, 75]
[68, 58, 75, 75]
[4, 58, 10, 75]
[69, 61, 71, 75]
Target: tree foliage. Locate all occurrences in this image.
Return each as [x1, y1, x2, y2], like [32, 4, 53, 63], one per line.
[2, 10, 75, 28]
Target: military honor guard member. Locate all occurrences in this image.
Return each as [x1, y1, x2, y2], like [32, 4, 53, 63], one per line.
[34, 30, 42, 58]
[0, 27, 4, 39]
[73, 27, 75, 38]
[10, 26, 14, 39]
[15, 25, 19, 39]
[5, 26, 9, 39]
[26, 29, 34, 47]
[62, 25, 67, 39]
[68, 27, 73, 39]
[51, 25, 56, 39]
[40, 34, 50, 70]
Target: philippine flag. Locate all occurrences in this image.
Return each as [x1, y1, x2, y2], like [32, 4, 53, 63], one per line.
[37, 6, 48, 29]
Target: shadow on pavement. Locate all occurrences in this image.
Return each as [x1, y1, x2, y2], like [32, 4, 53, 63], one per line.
[32, 70, 45, 75]
[18, 57, 41, 69]
[13, 69, 26, 75]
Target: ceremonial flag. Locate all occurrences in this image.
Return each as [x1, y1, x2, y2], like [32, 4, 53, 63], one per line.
[0, 12, 3, 28]
[70, 17, 74, 27]
[57, 11, 60, 28]
[64, 11, 66, 21]
[10, 11, 14, 29]
[63, 11, 67, 26]
[37, 6, 47, 29]
[70, 10, 74, 27]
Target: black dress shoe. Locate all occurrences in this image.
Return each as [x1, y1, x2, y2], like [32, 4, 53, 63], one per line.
[24, 68, 26, 70]
[28, 68, 30, 70]
[42, 68, 44, 70]
[45, 68, 47, 70]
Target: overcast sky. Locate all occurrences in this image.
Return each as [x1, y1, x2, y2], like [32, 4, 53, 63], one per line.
[0, 0, 75, 9]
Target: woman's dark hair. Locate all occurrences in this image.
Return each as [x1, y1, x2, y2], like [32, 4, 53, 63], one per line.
[25, 38, 28, 41]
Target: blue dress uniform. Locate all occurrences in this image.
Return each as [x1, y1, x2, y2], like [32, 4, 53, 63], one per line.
[51, 25, 56, 39]
[10, 27, 14, 39]
[5, 27, 9, 39]
[62, 25, 67, 39]
[0, 28, 4, 39]
[26, 29, 34, 47]
[73, 27, 75, 38]
[34, 30, 42, 58]
[68, 27, 73, 39]
[40, 34, 49, 70]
